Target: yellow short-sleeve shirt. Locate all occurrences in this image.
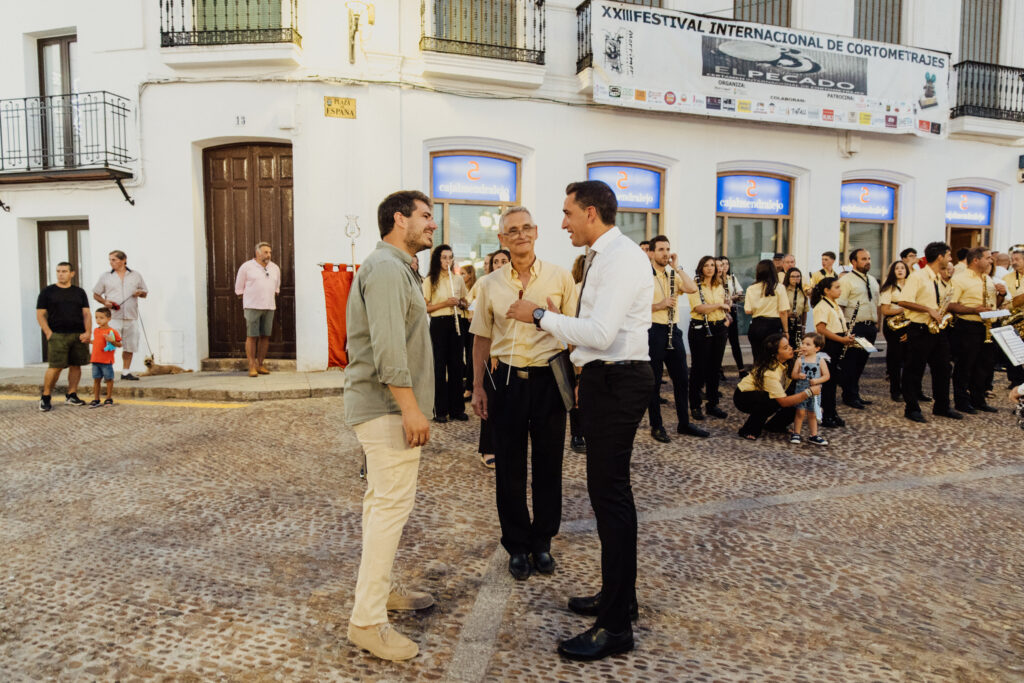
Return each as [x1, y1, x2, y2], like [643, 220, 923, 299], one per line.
[745, 282, 790, 319]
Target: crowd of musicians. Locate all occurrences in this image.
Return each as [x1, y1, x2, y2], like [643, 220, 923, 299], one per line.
[344, 184, 1024, 662]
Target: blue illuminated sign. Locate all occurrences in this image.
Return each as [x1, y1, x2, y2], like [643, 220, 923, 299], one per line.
[716, 175, 790, 216]
[432, 155, 517, 202]
[945, 190, 992, 226]
[840, 182, 896, 221]
[587, 165, 662, 209]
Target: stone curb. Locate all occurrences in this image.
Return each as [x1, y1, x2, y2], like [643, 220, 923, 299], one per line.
[0, 381, 344, 402]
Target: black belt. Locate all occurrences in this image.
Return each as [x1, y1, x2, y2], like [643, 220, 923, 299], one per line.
[853, 320, 877, 326]
[650, 322, 676, 328]
[495, 361, 552, 381]
[583, 360, 648, 369]
[691, 320, 725, 329]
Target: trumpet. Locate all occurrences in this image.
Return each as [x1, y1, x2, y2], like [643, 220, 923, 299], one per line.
[927, 284, 954, 334]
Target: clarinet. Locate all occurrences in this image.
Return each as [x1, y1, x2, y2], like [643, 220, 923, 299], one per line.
[839, 300, 860, 360]
[697, 281, 712, 337]
[666, 268, 676, 350]
[447, 266, 461, 337]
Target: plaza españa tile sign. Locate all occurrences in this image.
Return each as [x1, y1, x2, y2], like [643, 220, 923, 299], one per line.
[324, 97, 356, 119]
[590, 1, 949, 137]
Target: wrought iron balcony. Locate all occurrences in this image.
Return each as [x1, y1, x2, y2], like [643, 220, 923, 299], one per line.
[951, 61, 1024, 123]
[576, 0, 592, 73]
[0, 92, 132, 184]
[420, 0, 545, 65]
[160, 0, 301, 48]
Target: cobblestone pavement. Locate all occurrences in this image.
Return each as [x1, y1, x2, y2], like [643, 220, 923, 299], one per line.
[2, 366, 1023, 682]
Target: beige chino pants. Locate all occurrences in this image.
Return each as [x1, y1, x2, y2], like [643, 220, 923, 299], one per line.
[350, 414, 421, 627]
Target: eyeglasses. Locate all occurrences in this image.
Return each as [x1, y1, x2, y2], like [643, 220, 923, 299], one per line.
[503, 225, 537, 238]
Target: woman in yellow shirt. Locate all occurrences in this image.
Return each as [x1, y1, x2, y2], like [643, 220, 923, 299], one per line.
[424, 244, 469, 422]
[811, 277, 856, 428]
[744, 259, 790, 365]
[879, 260, 909, 402]
[733, 332, 820, 440]
[784, 267, 809, 352]
[687, 256, 732, 420]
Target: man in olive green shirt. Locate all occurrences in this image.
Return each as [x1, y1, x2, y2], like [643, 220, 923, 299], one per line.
[344, 190, 436, 662]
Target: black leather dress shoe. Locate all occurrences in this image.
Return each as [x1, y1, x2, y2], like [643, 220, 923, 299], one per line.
[890, 392, 904, 403]
[450, 412, 470, 421]
[918, 394, 933, 403]
[859, 397, 874, 405]
[558, 625, 634, 661]
[974, 404, 998, 413]
[690, 406, 705, 421]
[706, 405, 728, 419]
[650, 427, 671, 443]
[820, 416, 846, 428]
[658, 397, 668, 405]
[842, 399, 866, 410]
[570, 436, 587, 454]
[432, 416, 448, 424]
[904, 410, 927, 423]
[956, 405, 978, 415]
[831, 415, 846, 427]
[531, 551, 555, 575]
[567, 592, 638, 621]
[678, 423, 710, 438]
[509, 553, 531, 581]
[934, 409, 963, 420]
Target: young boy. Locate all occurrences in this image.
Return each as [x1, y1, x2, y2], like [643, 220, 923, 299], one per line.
[790, 332, 830, 446]
[89, 307, 122, 408]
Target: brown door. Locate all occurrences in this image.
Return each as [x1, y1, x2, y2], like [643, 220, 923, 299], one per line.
[37, 220, 91, 360]
[204, 143, 296, 358]
[948, 227, 983, 264]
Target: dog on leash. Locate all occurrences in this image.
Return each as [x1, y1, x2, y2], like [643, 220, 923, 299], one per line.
[141, 356, 193, 376]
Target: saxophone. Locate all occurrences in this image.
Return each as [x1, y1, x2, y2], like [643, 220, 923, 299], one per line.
[982, 275, 994, 344]
[927, 284, 954, 334]
[886, 313, 910, 330]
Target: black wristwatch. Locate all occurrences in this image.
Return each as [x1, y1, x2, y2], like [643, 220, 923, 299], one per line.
[532, 307, 545, 330]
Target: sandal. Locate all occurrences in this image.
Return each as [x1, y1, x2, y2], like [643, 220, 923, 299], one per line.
[480, 453, 495, 469]
[738, 432, 757, 441]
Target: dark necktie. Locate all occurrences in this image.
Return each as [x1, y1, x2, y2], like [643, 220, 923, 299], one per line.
[576, 249, 596, 317]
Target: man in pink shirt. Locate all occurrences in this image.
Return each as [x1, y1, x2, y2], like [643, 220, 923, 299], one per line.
[234, 242, 281, 377]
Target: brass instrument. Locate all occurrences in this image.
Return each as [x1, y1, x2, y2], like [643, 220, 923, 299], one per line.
[886, 312, 910, 330]
[666, 268, 676, 350]
[839, 301, 860, 360]
[927, 284, 954, 334]
[982, 275, 994, 344]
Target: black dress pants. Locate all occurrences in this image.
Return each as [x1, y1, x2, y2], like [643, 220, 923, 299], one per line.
[822, 339, 843, 420]
[951, 319, 992, 408]
[882, 322, 908, 397]
[430, 315, 465, 419]
[902, 323, 951, 415]
[578, 362, 652, 633]
[841, 321, 877, 401]
[688, 320, 727, 408]
[747, 316, 783, 365]
[725, 305, 745, 370]
[461, 317, 474, 391]
[486, 363, 566, 556]
[733, 388, 796, 438]
[647, 324, 690, 430]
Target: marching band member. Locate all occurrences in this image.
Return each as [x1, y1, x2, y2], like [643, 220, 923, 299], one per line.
[811, 277, 854, 428]
[687, 256, 730, 420]
[897, 241, 961, 424]
[784, 267, 809, 352]
[1002, 248, 1024, 388]
[424, 244, 468, 423]
[717, 256, 746, 377]
[745, 259, 790, 365]
[837, 248, 880, 409]
[879, 261, 910, 402]
[948, 247, 1000, 414]
[734, 333, 820, 440]
[810, 251, 838, 289]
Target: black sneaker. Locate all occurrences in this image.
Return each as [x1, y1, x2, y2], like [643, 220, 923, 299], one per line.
[39, 396, 52, 412]
[88, 399, 102, 409]
[103, 398, 114, 407]
[121, 373, 140, 381]
[65, 393, 86, 406]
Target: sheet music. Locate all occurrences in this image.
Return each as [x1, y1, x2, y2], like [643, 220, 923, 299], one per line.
[992, 326, 1024, 367]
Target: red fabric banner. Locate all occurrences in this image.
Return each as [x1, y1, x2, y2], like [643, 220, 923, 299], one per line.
[322, 264, 357, 368]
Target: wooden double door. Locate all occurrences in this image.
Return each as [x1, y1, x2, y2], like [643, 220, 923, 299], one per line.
[204, 143, 296, 358]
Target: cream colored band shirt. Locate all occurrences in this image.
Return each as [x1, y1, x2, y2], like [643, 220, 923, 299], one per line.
[837, 270, 880, 322]
[810, 268, 836, 287]
[951, 268, 997, 323]
[469, 259, 577, 368]
[785, 287, 809, 317]
[423, 270, 468, 317]
[744, 282, 790, 319]
[651, 267, 680, 325]
[1003, 269, 1024, 304]
[737, 363, 790, 399]
[687, 281, 727, 322]
[813, 298, 846, 335]
[899, 265, 948, 325]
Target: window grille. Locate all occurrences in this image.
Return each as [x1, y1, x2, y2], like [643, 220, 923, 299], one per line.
[853, 0, 901, 44]
[733, 0, 790, 27]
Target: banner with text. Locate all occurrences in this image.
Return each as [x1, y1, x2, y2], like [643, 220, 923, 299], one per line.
[590, 1, 949, 137]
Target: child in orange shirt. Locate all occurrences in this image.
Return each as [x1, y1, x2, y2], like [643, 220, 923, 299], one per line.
[89, 307, 122, 408]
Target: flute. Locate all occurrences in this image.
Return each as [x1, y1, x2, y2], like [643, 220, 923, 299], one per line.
[447, 265, 461, 337]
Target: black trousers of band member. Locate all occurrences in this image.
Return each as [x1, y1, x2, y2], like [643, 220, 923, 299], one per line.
[460, 317, 473, 391]
[478, 417, 494, 455]
[882, 322, 908, 397]
[569, 406, 582, 439]
[688, 321, 727, 408]
[747, 316, 784, 366]
[733, 388, 796, 438]
[1005, 347, 1024, 387]
[902, 323, 951, 415]
[822, 339, 843, 420]
[486, 363, 566, 556]
[647, 324, 690, 430]
[951, 320, 993, 409]
[725, 305, 745, 370]
[429, 315, 465, 419]
[578, 362, 652, 633]
[841, 322, 877, 402]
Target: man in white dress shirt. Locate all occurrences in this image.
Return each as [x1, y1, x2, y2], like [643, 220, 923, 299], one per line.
[508, 180, 651, 661]
[93, 250, 148, 380]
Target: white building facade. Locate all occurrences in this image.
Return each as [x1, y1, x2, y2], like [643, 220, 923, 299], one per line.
[2, 0, 1022, 371]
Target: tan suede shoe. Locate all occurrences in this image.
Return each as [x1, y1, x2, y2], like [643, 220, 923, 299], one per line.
[257, 366, 270, 375]
[386, 582, 435, 611]
[347, 622, 418, 661]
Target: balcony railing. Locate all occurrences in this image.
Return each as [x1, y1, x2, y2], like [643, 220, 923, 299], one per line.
[576, 0, 592, 72]
[951, 61, 1024, 123]
[160, 0, 301, 48]
[420, 0, 545, 65]
[0, 92, 132, 181]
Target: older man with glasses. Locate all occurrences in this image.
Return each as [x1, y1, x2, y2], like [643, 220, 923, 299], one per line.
[234, 242, 281, 377]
